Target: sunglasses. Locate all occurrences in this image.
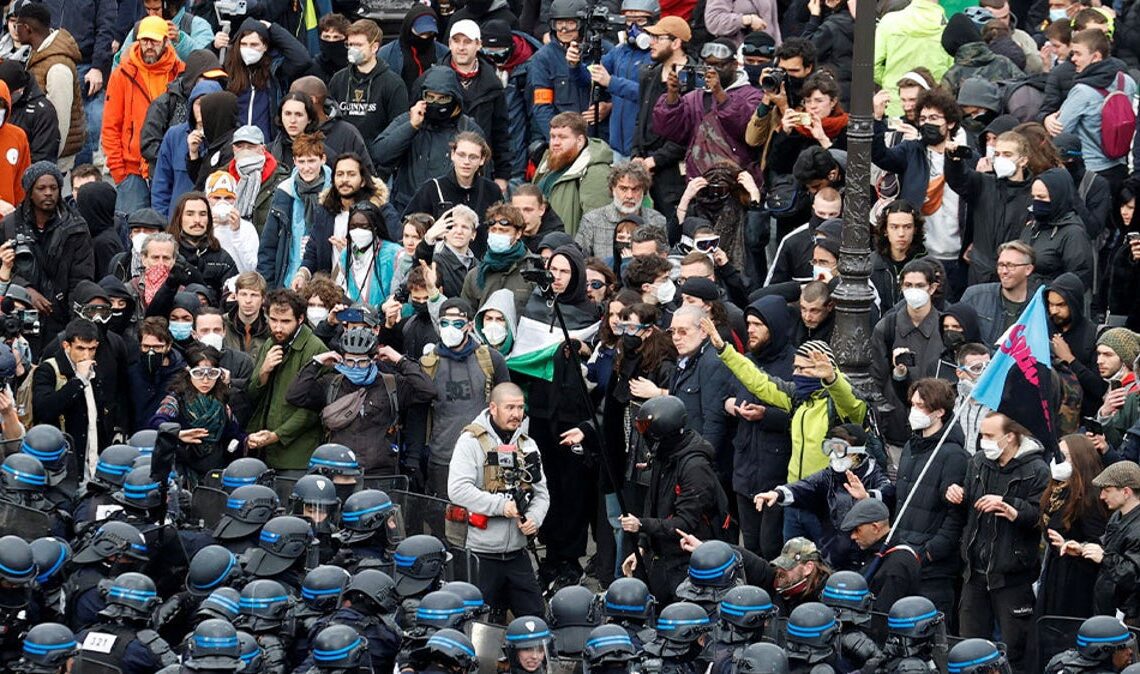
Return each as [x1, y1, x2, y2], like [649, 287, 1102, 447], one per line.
[694, 237, 720, 252]
[440, 318, 468, 329]
[587, 280, 607, 290]
[189, 367, 223, 380]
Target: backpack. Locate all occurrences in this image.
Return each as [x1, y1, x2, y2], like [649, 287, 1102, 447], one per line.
[421, 345, 496, 403]
[674, 451, 734, 543]
[995, 74, 1047, 123]
[1095, 71, 1136, 160]
[15, 358, 66, 430]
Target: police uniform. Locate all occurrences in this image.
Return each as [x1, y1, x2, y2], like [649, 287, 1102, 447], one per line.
[74, 624, 178, 674]
[447, 408, 550, 618]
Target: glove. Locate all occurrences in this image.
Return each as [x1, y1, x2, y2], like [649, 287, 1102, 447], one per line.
[167, 261, 193, 288]
[400, 456, 426, 494]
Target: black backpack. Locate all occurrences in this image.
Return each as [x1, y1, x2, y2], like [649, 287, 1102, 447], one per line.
[995, 74, 1048, 122]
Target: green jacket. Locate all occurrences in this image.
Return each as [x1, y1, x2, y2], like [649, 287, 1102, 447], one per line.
[246, 324, 327, 470]
[1104, 389, 1139, 449]
[874, 0, 954, 117]
[533, 137, 614, 237]
[719, 345, 867, 482]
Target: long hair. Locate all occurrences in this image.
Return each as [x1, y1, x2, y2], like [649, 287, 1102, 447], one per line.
[321, 153, 378, 213]
[1041, 433, 1106, 531]
[278, 92, 320, 137]
[615, 303, 677, 376]
[168, 192, 220, 252]
[224, 29, 272, 93]
[1014, 122, 1063, 176]
[874, 199, 925, 258]
[169, 344, 230, 403]
[599, 289, 640, 347]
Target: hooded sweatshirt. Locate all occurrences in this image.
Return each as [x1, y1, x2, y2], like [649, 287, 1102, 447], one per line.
[328, 55, 411, 144]
[1058, 57, 1138, 172]
[475, 288, 520, 356]
[151, 80, 224, 217]
[377, 6, 451, 93]
[1019, 168, 1094, 290]
[0, 80, 30, 208]
[77, 181, 122, 278]
[1049, 272, 1105, 418]
[101, 41, 185, 182]
[141, 49, 226, 172]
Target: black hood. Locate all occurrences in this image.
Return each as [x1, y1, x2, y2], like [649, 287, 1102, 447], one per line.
[1048, 272, 1087, 323]
[400, 5, 438, 46]
[415, 65, 465, 108]
[745, 295, 791, 361]
[72, 280, 110, 306]
[551, 244, 588, 305]
[179, 49, 225, 95]
[942, 303, 982, 344]
[196, 91, 239, 152]
[76, 181, 118, 237]
[1073, 57, 1131, 89]
[99, 274, 136, 314]
[1037, 167, 1078, 220]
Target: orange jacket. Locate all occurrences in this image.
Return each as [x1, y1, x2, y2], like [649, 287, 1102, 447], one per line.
[0, 81, 30, 208]
[101, 42, 184, 183]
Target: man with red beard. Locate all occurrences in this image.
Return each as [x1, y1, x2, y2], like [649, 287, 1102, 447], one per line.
[531, 112, 614, 236]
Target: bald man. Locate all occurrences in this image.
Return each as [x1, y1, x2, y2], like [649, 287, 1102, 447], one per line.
[286, 75, 375, 172]
[448, 382, 549, 617]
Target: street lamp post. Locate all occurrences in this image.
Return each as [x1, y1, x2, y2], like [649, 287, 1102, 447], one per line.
[832, 0, 880, 399]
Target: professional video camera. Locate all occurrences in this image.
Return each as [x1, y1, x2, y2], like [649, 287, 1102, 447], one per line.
[575, 5, 624, 65]
[0, 310, 38, 340]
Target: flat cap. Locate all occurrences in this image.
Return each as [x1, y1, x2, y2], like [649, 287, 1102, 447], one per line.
[1093, 461, 1140, 490]
[840, 498, 890, 532]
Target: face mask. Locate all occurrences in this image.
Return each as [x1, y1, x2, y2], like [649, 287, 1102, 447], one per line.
[812, 265, 833, 282]
[143, 349, 165, 376]
[482, 322, 508, 346]
[993, 156, 1017, 179]
[1050, 459, 1073, 482]
[131, 232, 149, 254]
[627, 24, 651, 50]
[349, 229, 374, 249]
[792, 374, 823, 400]
[655, 278, 676, 304]
[830, 456, 854, 473]
[902, 287, 930, 310]
[346, 46, 366, 65]
[908, 407, 933, 431]
[425, 101, 454, 123]
[212, 201, 234, 222]
[1049, 8, 1068, 20]
[439, 325, 465, 348]
[334, 361, 378, 387]
[957, 377, 975, 397]
[307, 306, 329, 326]
[942, 330, 966, 353]
[169, 321, 193, 341]
[1032, 199, 1053, 223]
[319, 39, 348, 70]
[980, 438, 1003, 461]
[919, 123, 946, 146]
[199, 332, 225, 351]
[411, 300, 429, 315]
[743, 64, 764, 87]
[487, 232, 514, 254]
[334, 483, 357, 504]
[240, 47, 264, 66]
[621, 333, 643, 351]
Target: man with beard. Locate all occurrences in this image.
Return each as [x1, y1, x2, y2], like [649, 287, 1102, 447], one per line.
[791, 281, 836, 345]
[245, 288, 327, 475]
[575, 163, 666, 257]
[100, 15, 184, 213]
[532, 112, 614, 235]
[479, 21, 539, 182]
[1048, 273, 1104, 419]
[632, 16, 696, 238]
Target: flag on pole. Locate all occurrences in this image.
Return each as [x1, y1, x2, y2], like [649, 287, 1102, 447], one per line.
[506, 315, 599, 381]
[970, 286, 1059, 458]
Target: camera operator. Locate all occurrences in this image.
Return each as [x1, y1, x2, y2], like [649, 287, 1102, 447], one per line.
[744, 38, 817, 152]
[0, 161, 95, 340]
[0, 285, 36, 375]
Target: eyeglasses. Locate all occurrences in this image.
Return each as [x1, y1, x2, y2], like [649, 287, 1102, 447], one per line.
[618, 322, 651, 334]
[700, 42, 734, 61]
[917, 114, 945, 124]
[586, 280, 607, 290]
[651, 33, 674, 42]
[439, 318, 468, 329]
[453, 151, 482, 163]
[694, 237, 720, 252]
[822, 438, 866, 458]
[341, 356, 373, 368]
[189, 367, 222, 380]
[996, 262, 1031, 271]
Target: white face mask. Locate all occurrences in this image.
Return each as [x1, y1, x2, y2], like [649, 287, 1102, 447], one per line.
[993, 156, 1017, 179]
[655, 278, 676, 304]
[212, 201, 234, 222]
[957, 377, 975, 397]
[487, 232, 514, 254]
[131, 232, 149, 254]
[1049, 7, 1068, 20]
[980, 438, 1003, 461]
[346, 46, 366, 65]
[440, 325, 466, 348]
[812, 265, 833, 282]
[985, 145, 996, 159]
[902, 287, 930, 310]
[1050, 459, 1073, 482]
[240, 47, 264, 66]
[349, 229, 374, 249]
[830, 456, 854, 473]
[482, 322, 508, 346]
[908, 407, 933, 431]
[198, 332, 225, 351]
[307, 306, 330, 326]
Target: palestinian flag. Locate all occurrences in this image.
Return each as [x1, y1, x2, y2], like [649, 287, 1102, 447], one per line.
[506, 315, 599, 381]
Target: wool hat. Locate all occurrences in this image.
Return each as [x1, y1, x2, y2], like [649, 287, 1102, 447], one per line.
[1097, 328, 1140, 369]
[21, 161, 64, 193]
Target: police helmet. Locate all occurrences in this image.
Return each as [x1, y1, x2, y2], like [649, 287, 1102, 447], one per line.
[236, 631, 264, 674]
[441, 581, 487, 620]
[506, 616, 553, 650]
[308, 444, 363, 478]
[393, 534, 452, 597]
[99, 571, 160, 619]
[784, 602, 839, 664]
[187, 545, 242, 597]
[602, 577, 655, 623]
[289, 475, 340, 508]
[821, 571, 874, 625]
[19, 623, 77, 674]
[1077, 615, 1137, 662]
[337, 489, 396, 543]
[214, 485, 280, 541]
[675, 540, 742, 604]
[646, 602, 713, 658]
[128, 429, 157, 456]
[339, 327, 378, 356]
[197, 587, 243, 624]
[733, 642, 790, 674]
[243, 515, 311, 577]
[547, 585, 601, 656]
[30, 537, 71, 589]
[186, 619, 243, 671]
[345, 568, 399, 614]
[301, 565, 351, 612]
[0, 535, 35, 609]
[20, 425, 69, 485]
[312, 624, 368, 671]
[583, 624, 638, 674]
[634, 396, 687, 442]
[220, 458, 274, 492]
[1, 453, 47, 492]
[409, 628, 478, 673]
[620, 0, 659, 15]
[947, 638, 1011, 674]
[415, 590, 468, 629]
[548, 0, 586, 20]
[885, 596, 944, 658]
[717, 585, 777, 636]
[94, 444, 141, 488]
[112, 466, 164, 510]
[238, 579, 293, 630]
[73, 521, 148, 564]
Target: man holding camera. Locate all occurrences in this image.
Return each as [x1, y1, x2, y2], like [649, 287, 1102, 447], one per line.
[744, 38, 816, 152]
[529, 0, 612, 141]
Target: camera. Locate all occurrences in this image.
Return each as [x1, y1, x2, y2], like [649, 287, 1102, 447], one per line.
[12, 234, 33, 262]
[896, 351, 916, 368]
[947, 144, 972, 160]
[393, 284, 410, 304]
[574, 5, 623, 65]
[214, 0, 247, 13]
[678, 65, 706, 93]
[521, 268, 555, 287]
[760, 66, 786, 93]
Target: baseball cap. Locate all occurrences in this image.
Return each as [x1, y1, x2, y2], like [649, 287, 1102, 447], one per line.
[449, 19, 481, 40]
[412, 14, 439, 35]
[233, 125, 265, 146]
[137, 16, 168, 42]
[840, 498, 890, 532]
[644, 16, 691, 43]
[206, 171, 237, 199]
[1093, 461, 1140, 490]
[772, 537, 821, 570]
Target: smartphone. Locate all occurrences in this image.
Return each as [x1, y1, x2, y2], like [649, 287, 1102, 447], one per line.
[1083, 417, 1105, 435]
[1127, 232, 1140, 243]
[1109, 379, 1124, 392]
[896, 351, 916, 368]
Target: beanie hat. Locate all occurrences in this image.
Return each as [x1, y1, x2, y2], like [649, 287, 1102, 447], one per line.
[796, 340, 836, 367]
[1097, 328, 1140, 369]
[21, 161, 64, 193]
[941, 13, 983, 59]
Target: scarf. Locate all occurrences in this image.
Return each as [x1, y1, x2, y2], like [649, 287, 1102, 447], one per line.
[339, 241, 398, 304]
[794, 107, 850, 140]
[234, 153, 267, 218]
[295, 171, 325, 224]
[476, 241, 527, 286]
[334, 362, 379, 386]
[185, 394, 226, 445]
[143, 265, 170, 306]
[436, 336, 478, 361]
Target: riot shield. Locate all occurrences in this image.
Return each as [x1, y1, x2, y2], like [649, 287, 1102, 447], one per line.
[190, 485, 228, 529]
[446, 547, 480, 583]
[390, 490, 450, 540]
[1037, 616, 1086, 673]
[470, 620, 506, 674]
[769, 616, 789, 647]
[548, 657, 582, 674]
[0, 499, 51, 540]
[363, 473, 409, 493]
[274, 475, 298, 504]
[868, 611, 889, 646]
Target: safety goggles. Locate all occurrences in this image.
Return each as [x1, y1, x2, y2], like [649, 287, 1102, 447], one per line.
[189, 367, 223, 380]
[488, 218, 515, 228]
[958, 361, 988, 376]
[439, 318, 468, 330]
[702, 183, 732, 200]
[617, 321, 652, 335]
[740, 43, 774, 58]
[700, 42, 734, 61]
[341, 356, 373, 368]
[822, 439, 866, 458]
[694, 236, 720, 252]
[78, 304, 113, 323]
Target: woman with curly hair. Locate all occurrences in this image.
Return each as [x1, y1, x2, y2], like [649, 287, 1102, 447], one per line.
[676, 161, 762, 275]
[870, 199, 927, 308]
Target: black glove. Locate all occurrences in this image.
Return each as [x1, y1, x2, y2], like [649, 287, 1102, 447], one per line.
[167, 261, 193, 288]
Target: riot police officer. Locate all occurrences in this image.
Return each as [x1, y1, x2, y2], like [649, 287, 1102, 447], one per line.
[879, 596, 946, 673]
[733, 643, 790, 674]
[398, 590, 470, 667]
[504, 616, 554, 674]
[674, 541, 744, 614]
[305, 624, 369, 674]
[820, 571, 883, 672]
[30, 536, 71, 623]
[217, 458, 276, 492]
[331, 489, 400, 574]
[234, 579, 295, 674]
[291, 565, 351, 665]
[155, 545, 245, 645]
[1045, 616, 1138, 674]
[317, 569, 402, 674]
[13, 622, 77, 674]
[643, 601, 713, 674]
[213, 485, 280, 555]
[406, 629, 478, 674]
[306, 444, 363, 504]
[73, 572, 179, 674]
[1, 453, 68, 538]
[184, 619, 244, 673]
[600, 577, 657, 649]
[948, 639, 1011, 674]
[288, 474, 341, 544]
[548, 585, 603, 658]
[584, 624, 642, 674]
[441, 581, 488, 622]
[67, 521, 150, 631]
[707, 586, 778, 674]
[241, 515, 313, 591]
[196, 588, 243, 626]
[0, 536, 40, 665]
[236, 631, 264, 674]
[392, 535, 452, 629]
[783, 602, 844, 674]
[20, 424, 77, 512]
[72, 444, 140, 526]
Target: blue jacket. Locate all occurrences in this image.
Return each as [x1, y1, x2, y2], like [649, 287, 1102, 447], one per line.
[501, 32, 543, 180]
[258, 168, 333, 288]
[1058, 57, 1138, 173]
[669, 339, 736, 481]
[571, 41, 653, 156]
[127, 349, 186, 434]
[39, 0, 118, 76]
[528, 39, 612, 141]
[149, 121, 194, 218]
[872, 120, 974, 220]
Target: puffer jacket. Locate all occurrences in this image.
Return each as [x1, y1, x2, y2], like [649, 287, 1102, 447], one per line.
[961, 437, 1049, 589]
[941, 42, 1025, 96]
[447, 408, 551, 554]
[892, 425, 968, 582]
[718, 344, 866, 482]
[1019, 168, 1093, 290]
[24, 29, 85, 158]
[8, 80, 59, 164]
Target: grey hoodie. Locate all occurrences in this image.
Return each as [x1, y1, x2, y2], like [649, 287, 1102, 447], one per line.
[474, 288, 519, 356]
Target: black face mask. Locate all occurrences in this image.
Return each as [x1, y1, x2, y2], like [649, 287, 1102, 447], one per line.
[411, 300, 429, 315]
[319, 39, 348, 71]
[942, 329, 966, 352]
[465, 0, 493, 14]
[919, 123, 946, 146]
[743, 64, 764, 87]
[809, 213, 825, 230]
[142, 349, 165, 376]
[334, 482, 358, 504]
[621, 334, 643, 351]
[425, 101, 455, 123]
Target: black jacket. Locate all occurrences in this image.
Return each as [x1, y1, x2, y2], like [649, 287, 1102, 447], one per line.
[418, 59, 512, 182]
[802, 10, 854, 105]
[893, 425, 969, 581]
[317, 104, 375, 174]
[639, 428, 723, 559]
[1108, 239, 1140, 330]
[1095, 504, 1140, 620]
[1050, 271, 1105, 417]
[177, 240, 238, 300]
[328, 61, 410, 145]
[961, 440, 1050, 589]
[75, 181, 123, 279]
[669, 340, 735, 480]
[1019, 168, 1094, 291]
[414, 239, 477, 300]
[140, 50, 225, 174]
[10, 80, 59, 164]
[632, 61, 688, 169]
[1037, 59, 1075, 122]
[32, 345, 108, 463]
[403, 170, 504, 255]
